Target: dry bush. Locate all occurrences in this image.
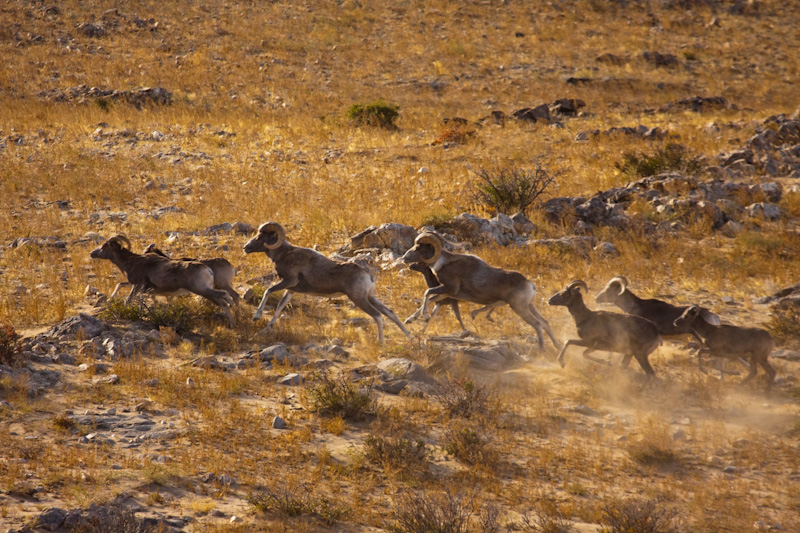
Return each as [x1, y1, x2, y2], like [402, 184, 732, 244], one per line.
[363, 435, 429, 478]
[249, 484, 352, 526]
[435, 379, 492, 419]
[625, 416, 679, 467]
[768, 305, 800, 345]
[471, 160, 562, 216]
[307, 372, 377, 420]
[0, 323, 21, 366]
[388, 490, 473, 533]
[347, 101, 400, 128]
[616, 143, 703, 178]
[519, 493, 574, 533]
[600, 497, 680, 533]
[444, 425, 497, 467]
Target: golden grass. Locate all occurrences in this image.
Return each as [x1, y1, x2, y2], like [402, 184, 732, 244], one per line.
[1, 0, 799, 529]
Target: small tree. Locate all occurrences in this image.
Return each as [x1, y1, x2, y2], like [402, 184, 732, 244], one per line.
[472, 159, 562, 216]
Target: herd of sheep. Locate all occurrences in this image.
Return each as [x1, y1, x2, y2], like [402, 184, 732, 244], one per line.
[89, 222, 777, 387]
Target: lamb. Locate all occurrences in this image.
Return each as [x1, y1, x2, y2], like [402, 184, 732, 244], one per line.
[243, 222, 411, 344]
[403, 261, 499, 335]
[548, 280, 661, 377]
[90, 235, 234, 325]
[673, 305, 776, 387]
[400, 232, 560, 350]
[142, 243, 240, 304]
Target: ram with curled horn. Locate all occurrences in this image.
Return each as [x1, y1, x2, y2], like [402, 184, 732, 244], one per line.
[243, 222, 411, 344]
[401, 231, 559, 350]
[548, 280, 661, 377]
[595, 275, 720, 370]
[90, 234, 235, 325]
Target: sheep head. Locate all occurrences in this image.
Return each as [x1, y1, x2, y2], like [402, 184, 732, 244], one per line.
[244, 222, 286, 254]
[548, 280, 588, 306]
[595, 276, 628, 304]
[90, 234, 131, 259]
[401, 232, 443, 265]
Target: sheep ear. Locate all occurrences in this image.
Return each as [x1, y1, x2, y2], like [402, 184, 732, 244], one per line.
[700, 309, 720, 325]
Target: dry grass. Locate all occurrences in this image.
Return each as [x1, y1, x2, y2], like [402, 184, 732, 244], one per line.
[1, 0, 799, 530]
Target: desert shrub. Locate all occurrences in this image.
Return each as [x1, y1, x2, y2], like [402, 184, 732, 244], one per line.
[347, 100, 399, 128]
[444, 426, 496, 466]
[363, 435, 429, 476]
[249, 485, 351, 526]
[471, 159, 561, 216]
[616, 142, 703, 178]
[435, 379, 490, 419]
[432, 124, 476, 146]
[100, 298, 196, 334]
[307, 373, 377, 420]
[0, 323, 21, 366]
[769, 305, 800, 344]
[600, 497, 680, 533]
[625, 416, 678, 466]
[388, 490, 472, 533]
[519, 494, 574, 533]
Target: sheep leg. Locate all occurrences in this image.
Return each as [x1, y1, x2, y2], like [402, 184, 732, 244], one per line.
[421, 285, 451, 320]
[527, 303, 562, 350]
[758, 357, 776, 387]
[222, 285, 240, 306]
[740, 354, 759, 385]
[268, 292, 294, 329]
[404, 304, 425, 324]
[124, 283, 144, 305]
[556, 339, 596, 367]
[109, 281, 131, 299]
[471, 303, 501, 322]
[581, 347, 612, 366]
[448, 301, 468, 332]
[254, 278, 296, 321]
[633, 353, 656, 377]
[350, 297, 385, 344]
[368, 295, 412, 339]
[417, 303, 442, 334]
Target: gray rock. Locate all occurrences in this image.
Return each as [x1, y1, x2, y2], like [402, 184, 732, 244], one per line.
[719, 220, 743, 238]
[375, 379, 409, 394]
[278, 373, 303, 386]
[259, 343, 291, 363]
[53, 353, 77, 365]
[272, 416, 286, 429]
[345, 223, 418, 255]
[745, 202, 781, 220]
[33, 507, 67, 531]
[44, 313, 105, 340]
[594, 242, 619, 256]
[722, 465, 738, 474]
[572, 405, 599, 416]
[377, 358, 437, 385]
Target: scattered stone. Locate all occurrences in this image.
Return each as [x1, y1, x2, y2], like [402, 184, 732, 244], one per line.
[92, 374, 119, 385]
[44, 313, 105, 340]
[278, 373, 303, 386]
[745, 202, 781, 220]
[660, 96, 732, 113]
[642, 51, 679, 67]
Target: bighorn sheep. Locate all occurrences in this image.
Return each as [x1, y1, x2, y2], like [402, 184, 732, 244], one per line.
[595, 276, 720, 340]
[673, 305, 776, 386]
[400, 232, 560, 350]
[90, 235, 234, 324]
[142, 243, 240, 304]
[548, 280, 661, 377]
[403, 261, 499, 335]
[243, 222, 411, 344]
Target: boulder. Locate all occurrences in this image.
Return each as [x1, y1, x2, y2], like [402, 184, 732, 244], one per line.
[345, 223, 418, 255]
[44, 314, 105, 340]
[377, 358, 437, 385]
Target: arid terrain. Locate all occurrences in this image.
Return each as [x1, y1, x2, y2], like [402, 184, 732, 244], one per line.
[1, 0, 799, 531]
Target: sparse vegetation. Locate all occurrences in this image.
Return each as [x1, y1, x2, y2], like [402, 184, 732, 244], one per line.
[472, 160, 562, 216]
[0, 0, 798, 530]
[600, 498, 680, 533]
[616, 143, 704, 178]
[307, 373, 377, 420]
[347, 100, 400, 128]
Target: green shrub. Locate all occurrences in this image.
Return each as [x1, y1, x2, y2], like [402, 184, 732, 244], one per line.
[616, 142, 703, 178]
[100, 298, 196, 334]
[472, 160, 561, 216]
[347, 100, 399, 128]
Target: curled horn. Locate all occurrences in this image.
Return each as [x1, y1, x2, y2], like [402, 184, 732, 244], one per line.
[613, 275, 629, 295]
[566, 280, 589, 293]
[110, 234, 131, 249]
[258, 222, 286, 250]
[415, 232, 443, 265]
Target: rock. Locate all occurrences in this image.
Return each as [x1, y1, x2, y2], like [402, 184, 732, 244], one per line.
[672, 428, 686, 441]
[135, 400, 155, 412]
[345, 223, 418, 255]
[92, 374, 119, 385]
[31, 507, 67, 530]
[530, 236, 597, 257]
[375, 380, 409, 394]
[594, 242, 619, 256]
[550, 98, 586, 116]
[642, 51, 679, 67]
[53, 353, 77, 365]
[719, 220, 743, 237]
[377, 358, 437, 385]
[278, 373, 303, 386]
[745, 202, 781, 220]
[512, 104, 550, 122]
[76, 22, 106, 38]
[439, 212, 515, 246]
[259, 344, 291, 364]
[572, 405, 599, 416]
[660, 96, 732, 113]
[722, 465, 738, 474]
[44, 313, 105, 340]
[272, 416, 286, 429]
[511, 212, 536, 234]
